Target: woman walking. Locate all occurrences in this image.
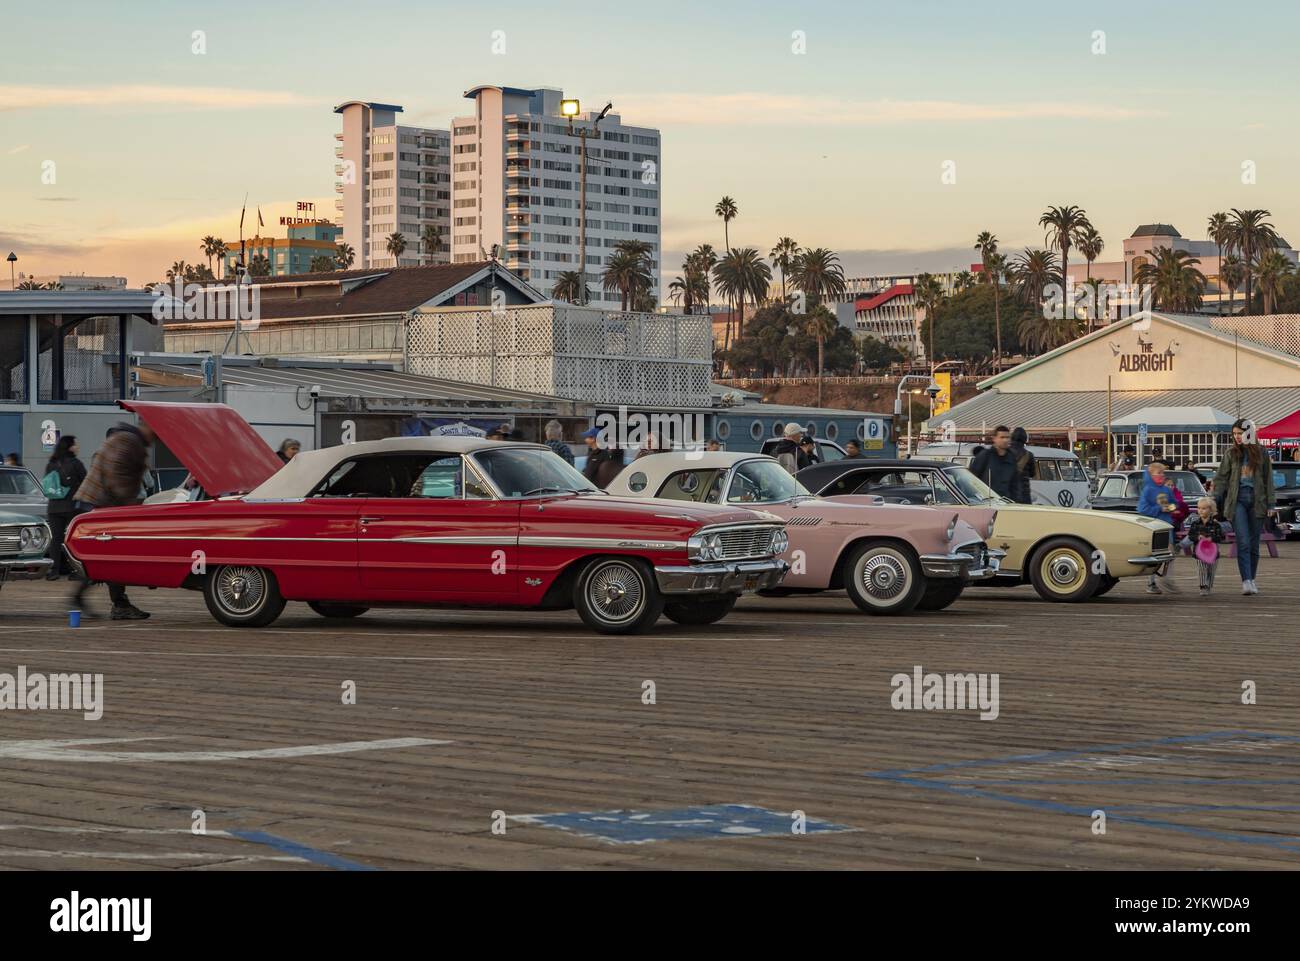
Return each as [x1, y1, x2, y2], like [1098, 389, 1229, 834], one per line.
[42, 435, 87, 580]
[1213, 419, 1276, 595]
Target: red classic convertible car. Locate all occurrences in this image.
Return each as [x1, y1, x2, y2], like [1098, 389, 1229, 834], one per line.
[66, 402, 788, 634]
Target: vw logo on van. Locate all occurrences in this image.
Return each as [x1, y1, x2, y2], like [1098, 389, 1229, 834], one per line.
[1058, 489, 1075, 507]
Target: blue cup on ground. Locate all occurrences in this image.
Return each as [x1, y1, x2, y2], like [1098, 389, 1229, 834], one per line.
[69, 610, 81, 628]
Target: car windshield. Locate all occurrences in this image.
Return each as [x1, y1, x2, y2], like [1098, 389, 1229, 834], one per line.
[474, 447, 600, 498]
[726, 459, 809, 504]
[0, 469, 39, 496]
[1054, 459, 1087, 482]
[943, 467, 1010, 505]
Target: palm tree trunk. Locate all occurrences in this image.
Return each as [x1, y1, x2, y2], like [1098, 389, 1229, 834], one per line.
[817, 337, 825, 407]
[1245, 242, 1254, 315]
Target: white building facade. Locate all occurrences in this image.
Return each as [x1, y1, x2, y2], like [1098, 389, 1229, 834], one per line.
[450, 85, 661, 305]
[334, 101, 452, 270]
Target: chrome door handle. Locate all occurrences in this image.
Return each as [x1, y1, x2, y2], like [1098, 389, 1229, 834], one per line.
[360, 516, 384, 524]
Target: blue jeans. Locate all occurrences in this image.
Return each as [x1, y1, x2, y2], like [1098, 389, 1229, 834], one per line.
[1233, 487, 1263, 581]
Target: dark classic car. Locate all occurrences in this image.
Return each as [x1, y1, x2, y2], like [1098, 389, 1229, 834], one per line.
[1265, 462, 1300, 538]
[65, 402, 789, 634]
[1089, 469, 1207, 513]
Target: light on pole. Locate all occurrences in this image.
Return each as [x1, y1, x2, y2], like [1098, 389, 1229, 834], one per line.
[563, 98, 612, 306]
[6, 252, 16, 291]
[894, 373, 936, 457]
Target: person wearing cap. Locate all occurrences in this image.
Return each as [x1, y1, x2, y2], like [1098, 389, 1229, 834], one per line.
[799, 436, 821, 467]
[1110, 444, 1137, 471]
[771, 423, 805, 475]
[580, 426, 625, 489]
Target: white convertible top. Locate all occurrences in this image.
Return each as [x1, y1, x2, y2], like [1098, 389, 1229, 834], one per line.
[605, 451, 773, 495]
[245, 437, 549, 500]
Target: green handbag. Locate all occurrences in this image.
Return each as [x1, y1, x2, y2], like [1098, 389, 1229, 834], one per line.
[42, 469, 70, 499]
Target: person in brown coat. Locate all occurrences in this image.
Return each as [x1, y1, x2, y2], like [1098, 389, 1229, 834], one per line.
[70, 422, 155, 620]
[580, 426, 625, 489]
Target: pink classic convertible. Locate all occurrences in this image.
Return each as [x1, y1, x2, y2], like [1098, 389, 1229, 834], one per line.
[606, 452, 999, 614]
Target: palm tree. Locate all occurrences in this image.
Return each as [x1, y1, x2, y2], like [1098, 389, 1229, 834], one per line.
[1222, 209, 1281, 315]
[309, 255, 336, 273]
[1220, 254, 1246, 316]
[167, 260, 191, 282]
[790, 247, 846, 308]
[974, 231, 998, 282]
[200, 235, 219, 276]
[602, 249, 652, 311]
[1207, 212, 1230, 314]
[1252, 250, 1294, 314]
[212, 239, 228, 279]
[15, 279, 45, 290]
[1038, 205, 1091, 294]
[803, 305, 838, 407]
[248, 255, 271, 277]
[954, 270, 975, 291]
[1011, 248, 1061, 311]
[690, 244, 717, 313]
[421, 224, 442, 265]
[1075, 226, 1104, 329]
[986, 252, 1008, 368]
[769, 237, 801, 300]
[385, 232, 407, 264]
[715, 196, 738, 252]
[552, 270, 588, 304]
[712, 247, 771, 342]
[1135, 248, 1206, 313]
[336, 243, 355, 269]
[913, 273, 946, 370]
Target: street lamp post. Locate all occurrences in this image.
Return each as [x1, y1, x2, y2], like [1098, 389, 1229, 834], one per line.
[562, 98, 612, 307]
[894, 373, 935, 457]
[6, 252, 16, 291]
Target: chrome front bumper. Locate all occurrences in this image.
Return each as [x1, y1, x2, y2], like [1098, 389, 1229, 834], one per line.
[0, 556, 53, 579]
[654, 558, 789, 596]
[1127, 549, 1175, 568]
[920, 546, 1003, 581]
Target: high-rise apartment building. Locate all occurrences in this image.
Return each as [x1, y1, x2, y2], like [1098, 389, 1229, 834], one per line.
[450, 85, 661, 304]
[333, 101, 452, 269]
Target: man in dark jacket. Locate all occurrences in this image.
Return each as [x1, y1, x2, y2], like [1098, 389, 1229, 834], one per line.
[1009, 427, 1036, 504]
[43, 435, 87, 580]
[70, 422, 154, 620]
[970, 426, 1019, 500]
[580, 426, 625, 489]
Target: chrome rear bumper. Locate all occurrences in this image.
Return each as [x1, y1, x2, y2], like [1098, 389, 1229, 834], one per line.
[920, 546, 1003, 581]
[1127, 550, 1175, 568]
[655, 558, 788, 596]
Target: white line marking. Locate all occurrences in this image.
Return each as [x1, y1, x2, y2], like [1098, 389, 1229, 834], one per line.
[0, 646, 503, 661]
[0, 736, 450, 763]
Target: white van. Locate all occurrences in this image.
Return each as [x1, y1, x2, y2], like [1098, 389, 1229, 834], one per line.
[916, 441, 1092, 508]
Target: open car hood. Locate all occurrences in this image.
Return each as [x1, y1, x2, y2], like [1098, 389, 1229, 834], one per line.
[119, 400, 283, 497]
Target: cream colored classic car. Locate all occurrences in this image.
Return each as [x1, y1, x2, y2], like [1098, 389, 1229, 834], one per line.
[795, 458, 1175, 602]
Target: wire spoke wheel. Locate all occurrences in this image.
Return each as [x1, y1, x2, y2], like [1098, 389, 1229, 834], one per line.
[215, 566, 268, 615]
[587, 561, 646, 625]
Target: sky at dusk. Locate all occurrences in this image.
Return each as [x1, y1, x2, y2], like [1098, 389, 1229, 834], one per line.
[2, 0, 1298, 286]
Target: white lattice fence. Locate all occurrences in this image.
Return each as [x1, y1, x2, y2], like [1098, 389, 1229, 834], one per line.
[1208, 314, 1300, 356]
[408, 305, 712, 406]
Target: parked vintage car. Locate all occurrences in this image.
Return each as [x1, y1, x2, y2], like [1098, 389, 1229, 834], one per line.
[605, 452, 997, 614]
[0, 465, 48, 521]
[0, 508, 53, 588]
[1089, 469, 1207, 514]
[1265, 462, 1300, 538]
[65, 402, 789, 634]
[795, 458, 1176, 602]
[916, 442, 1092, 508]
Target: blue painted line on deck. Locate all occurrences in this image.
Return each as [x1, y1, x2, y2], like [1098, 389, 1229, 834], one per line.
[229, 829, 380, 871]
[866, 731, 1300, 856]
